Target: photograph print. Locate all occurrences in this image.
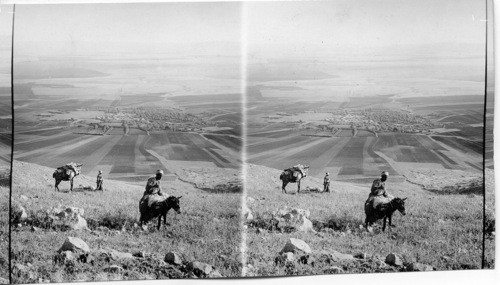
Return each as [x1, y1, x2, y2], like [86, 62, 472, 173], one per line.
[9, 2, 243, 283]
[0, 0, 496, 283]
[243, 0, 494, 276]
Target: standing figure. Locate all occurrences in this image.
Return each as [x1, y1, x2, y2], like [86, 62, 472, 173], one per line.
[323, 172, 330, 193]
[96, 170, 103, 191]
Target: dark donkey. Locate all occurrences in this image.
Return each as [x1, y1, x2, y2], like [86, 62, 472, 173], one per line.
[364, 197, 407, 231]
[279, 165, 309, 193]
[53, 163, 82, 192]
[139, 196, 182, 230]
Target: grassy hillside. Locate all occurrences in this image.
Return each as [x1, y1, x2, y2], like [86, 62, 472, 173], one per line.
[244, 164, 490, 276]
[10, 160, 242, 283]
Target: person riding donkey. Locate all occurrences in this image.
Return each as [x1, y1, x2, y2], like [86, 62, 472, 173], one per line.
[366, 171, 394, 208]
[143, 169, 165, 197]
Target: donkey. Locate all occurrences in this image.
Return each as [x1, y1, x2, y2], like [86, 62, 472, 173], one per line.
[279, 165, 309, 194]
[139, 195, 182, 230]
[364, 197, 407, 231]
[53, 163, 82, 192]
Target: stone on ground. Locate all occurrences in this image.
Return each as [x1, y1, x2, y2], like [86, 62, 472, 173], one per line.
[164, 252, 183, 265]
[57, 237, 90, 253]
[280, 238, 312, 254]
[274, 208, 315, 233]
[406, 262, 434, 271]
[104, 265, 123, 274]
[187, 261, 213, 277]
[385, 253, 404, 266]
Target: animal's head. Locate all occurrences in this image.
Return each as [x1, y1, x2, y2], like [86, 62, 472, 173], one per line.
[392, 197, 407, 215]
[166, 196, 182, 214]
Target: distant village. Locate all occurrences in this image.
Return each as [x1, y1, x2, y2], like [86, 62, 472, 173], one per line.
[266, 108, 444, 137]
[36, 107, 226, 135]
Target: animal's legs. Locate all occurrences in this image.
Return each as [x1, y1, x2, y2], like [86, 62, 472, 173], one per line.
[55, 179, 60, 192]
[297, 180, 301, 193]
[282, 181, 288, 193]
[70, 179, 73, 191]
[382, 217, 387, 232]
[389, 214, 396, 228]
[157, 215, 162, 230]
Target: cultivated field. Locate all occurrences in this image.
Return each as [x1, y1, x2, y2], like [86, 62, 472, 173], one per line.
[14, 130, 240, 182]
[11, 160, 242, 282]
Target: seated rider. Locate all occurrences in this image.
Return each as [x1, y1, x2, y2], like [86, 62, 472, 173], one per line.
[370, 171, 391, 198]
[144, 169, 164, 196]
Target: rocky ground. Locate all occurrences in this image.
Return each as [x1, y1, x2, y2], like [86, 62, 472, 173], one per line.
[243, 163, 493, 276]
[10, 160, 242, 283]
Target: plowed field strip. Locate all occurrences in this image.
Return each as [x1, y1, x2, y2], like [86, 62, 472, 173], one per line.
[331, 137, 366, 176]
[203, 134, 241, 151]
[15, 135, 99, 159]
[465, 161, 482, 171]
[135, 135, 165, 175]
[247, 135, 311, 152]
[247, 136, 323, 162]
[434, 150, 457, 165]
[99, 136, 138, 174]
[307, 137, 351, 176]
[35, 135, 123, 172]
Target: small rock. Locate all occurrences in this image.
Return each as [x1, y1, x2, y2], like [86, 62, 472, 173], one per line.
[280, 238, 312, 254]
[324, 266, 344, 274]
[11, 203, 28, 224]
[104, 265, 123, 274]
[59, 251, 74, 262]
[354, 252, 367, 259]
[57, 237, 90, 253]
[107, 249, 133, 260]
[19, 195, 29, 201]
[30, 226, 40, 232]
[208, 270, 223, 278]
[329, 250, 354, 262]
[187, 272, 198, 279]
[284, 252, 294, 262]
[165, 252, 183, 265]
[385, 253, 403, 267]
[133, 251, 146, 258]
[406, 262, 434, 271]
[256, 228, 266, 234]
[141, 225, 148, 231]
[187, 261, 213, 277]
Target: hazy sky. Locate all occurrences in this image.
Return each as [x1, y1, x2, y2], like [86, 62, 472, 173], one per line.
[14, 2, 242, 56]
[247, 0, 486, 58]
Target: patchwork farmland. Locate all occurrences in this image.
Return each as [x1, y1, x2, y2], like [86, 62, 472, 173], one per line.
[247, 95, 485, 183]
[14, 128, 241, 182]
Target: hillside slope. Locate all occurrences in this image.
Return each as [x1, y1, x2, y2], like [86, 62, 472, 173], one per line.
[10, 160, 242, 282]
[244, 163, 489, 276]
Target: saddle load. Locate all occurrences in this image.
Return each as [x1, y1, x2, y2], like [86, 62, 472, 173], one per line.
[54, 162, 83, 177]
[283, 164, 308, 183]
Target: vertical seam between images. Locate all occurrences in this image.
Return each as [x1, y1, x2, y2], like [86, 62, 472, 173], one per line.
[481, 0, 488, 270]
[9, 4, 15, 284]
[240, 1, 248, 277]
